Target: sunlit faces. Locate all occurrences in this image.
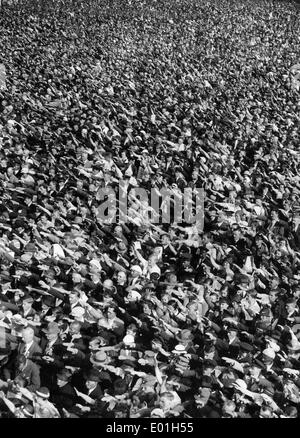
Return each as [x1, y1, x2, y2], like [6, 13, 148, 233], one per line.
[22, 326, 35, 344]
[116, 271, 127, 285]
[69, 291, 80, 305]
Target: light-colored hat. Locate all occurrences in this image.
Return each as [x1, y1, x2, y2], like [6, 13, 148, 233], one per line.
[90, 351, 108, 366]
[262, 348, 276, 359]
[172, 344, 186, 354]
[123, 334, 135, 345]
[35, 387, 50, 399]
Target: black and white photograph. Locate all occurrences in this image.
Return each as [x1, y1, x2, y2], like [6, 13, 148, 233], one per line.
[0, 0, 300, 421]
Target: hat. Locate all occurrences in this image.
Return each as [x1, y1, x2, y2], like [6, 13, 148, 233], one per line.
[35, 387, 50, 399]
[90, 351, 107, 366]
[262, 348, 276, 359]
[239, 274, 250, 284]
[226, 322, 239, 332]
[123, 334, 135, 345]
[176, 329, 194, 343]
[57, 368, 72, 382]
[252, 359, 265, 369]
[43, 322, 60, 335]
[22, 404, 34, 418]
[84, 369, 101, 382]
[172, 344, 186, 354]
[24, 243, 36, 253]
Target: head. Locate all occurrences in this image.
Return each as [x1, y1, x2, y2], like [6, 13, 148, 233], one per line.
[56, 369, 71, 387]
[249, 364, 262, 379]
[106, 306, 116, 320]
[262, 348, 275, 365]
[22, 326, 35, 344]
[69, 321, 81, 335]
[116, 270, 127, 285]
[194, 387, 211, 407]
[44, 323, 60, 341]
[72, 272, 82, 284]
[69, 290, 80, 305]
[259, 405, 273, 418]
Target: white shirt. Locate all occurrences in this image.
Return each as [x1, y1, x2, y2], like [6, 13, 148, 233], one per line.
[24, 340, 34, 356]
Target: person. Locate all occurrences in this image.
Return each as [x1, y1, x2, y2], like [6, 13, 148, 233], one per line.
[37, 322, 64, 388]
[33, 387, 60, 418]
[18, 326, 42, 361]
[51, 369, 78, 415]
[13, 354, 41, 391]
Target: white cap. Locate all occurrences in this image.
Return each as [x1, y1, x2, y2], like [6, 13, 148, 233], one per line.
[172, 344, 186, 354]
[263, 348, 276, 359]
[123, 335, 135, 345]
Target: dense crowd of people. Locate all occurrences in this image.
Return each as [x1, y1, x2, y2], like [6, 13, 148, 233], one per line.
[0, 0, 300, 419]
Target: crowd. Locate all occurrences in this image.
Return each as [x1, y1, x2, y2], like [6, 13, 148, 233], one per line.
[0, 0, 300, 419]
